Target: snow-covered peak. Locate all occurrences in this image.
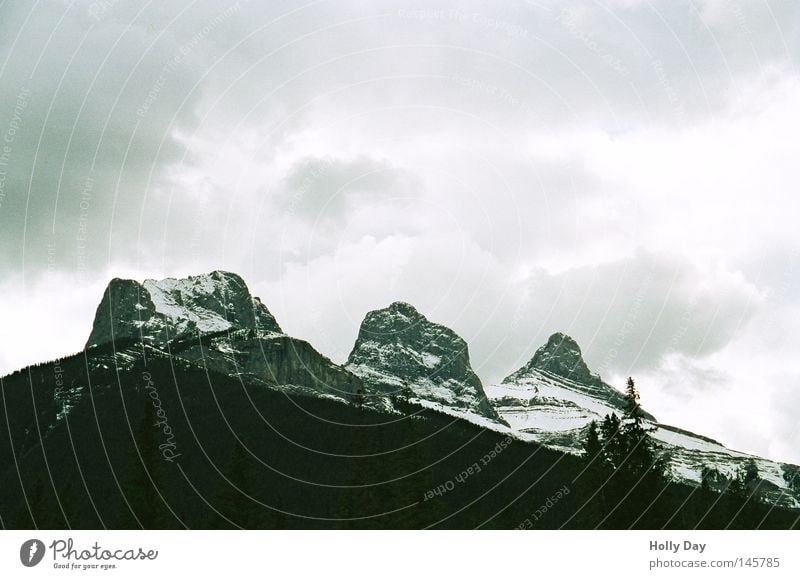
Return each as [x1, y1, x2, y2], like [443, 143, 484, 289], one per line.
[346, 302, 502, 421]
[506, 332, 597, 384]
[504, 332, 654, 419]
[489, 335, 798, 509]
[487, 372, 800, 509]
[86, 271, 281, 348]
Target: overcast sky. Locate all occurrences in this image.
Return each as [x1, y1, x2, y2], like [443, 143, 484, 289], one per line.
[0, 0, 798, 463]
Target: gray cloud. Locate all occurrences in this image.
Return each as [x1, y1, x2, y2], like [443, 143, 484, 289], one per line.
[279, 155, 423, 221]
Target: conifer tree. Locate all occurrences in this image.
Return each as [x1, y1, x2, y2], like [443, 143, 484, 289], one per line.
[211, 439, 253, 528]
[131, 398, 168, 528]
[624, 377, 642, 419]
[353, 388, 365, 410]
[782, 464, 800, 494]
[728, 459, 762, 503]
[742, 459, 759, 486]
[618, 378, 667, 483]
[701, 466, 719, 494]
[599, 413, 622, 468]
[583, 420, 601, 459]
[579, 419, 610, 521]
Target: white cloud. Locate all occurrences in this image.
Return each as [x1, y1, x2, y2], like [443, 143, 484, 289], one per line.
[637, 303, 800, 464]
[0, 273, 106, 374]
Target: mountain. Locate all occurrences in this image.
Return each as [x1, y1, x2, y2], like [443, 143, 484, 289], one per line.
[0, 270, 797, 529]
[345, 301, 501, 422]
[487, 333, 800, 509]
[503, 333, 654, 419]
[3, 346, 795, 530]
[86, 271, 281, 348]
[86, 271, 361, 401]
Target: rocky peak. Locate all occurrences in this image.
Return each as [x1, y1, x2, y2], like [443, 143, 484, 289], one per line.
[356, 301, 424, 334]
[346, 302, 501, 420]
[505, 332, 601, 386]
[86, 271, 282, 348]
[502, 332, 655, 420]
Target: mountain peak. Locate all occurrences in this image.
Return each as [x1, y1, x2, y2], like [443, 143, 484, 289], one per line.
[346, 303, 501, 421]
[536, 332, 584, 363]
[546, 331, 577, 345]
[505, 332, 600, 386]
[501, 332, 655, 420]
[386, 301, 422, 317]
[86, 271, 282, 348]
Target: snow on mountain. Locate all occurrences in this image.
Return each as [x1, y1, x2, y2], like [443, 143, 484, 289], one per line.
[77, 271, 797, 509]
[86, 270, 281, 348]
[345, 301, 502, 422]
[504, 333, 655, 420]
[84, 271, 360, 402]
[487, 333, 800, 509]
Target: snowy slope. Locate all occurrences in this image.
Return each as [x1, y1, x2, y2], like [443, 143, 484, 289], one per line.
[488, 335, 800, 509]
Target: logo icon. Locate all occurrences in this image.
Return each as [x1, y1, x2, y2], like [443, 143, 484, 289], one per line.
[20, 539, 46, 567]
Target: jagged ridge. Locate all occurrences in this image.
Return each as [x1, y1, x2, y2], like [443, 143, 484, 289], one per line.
[86, 270, 281, 349]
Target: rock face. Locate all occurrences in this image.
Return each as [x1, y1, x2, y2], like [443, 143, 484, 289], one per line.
[173, 330, 362, 400]
[507, 333, 602, 391]
[84, 271, 360, 400]
[86, 271, 281, 348]
[503, 332, 640, 416]
[346, 302, 500, 420]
